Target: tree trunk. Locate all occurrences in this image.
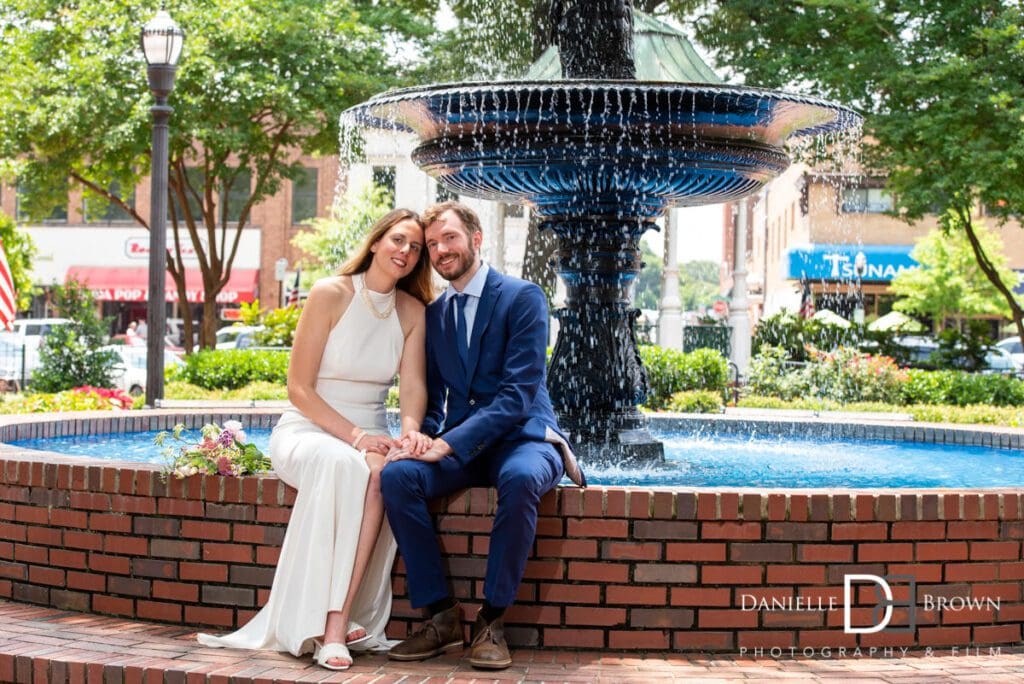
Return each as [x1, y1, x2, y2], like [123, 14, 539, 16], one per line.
[958, 210, 1024, 351]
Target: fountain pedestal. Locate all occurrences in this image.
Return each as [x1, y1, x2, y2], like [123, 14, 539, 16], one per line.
[545, 218, 664, 463]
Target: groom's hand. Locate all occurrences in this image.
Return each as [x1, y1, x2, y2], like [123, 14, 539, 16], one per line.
[400, 430, 433, 456]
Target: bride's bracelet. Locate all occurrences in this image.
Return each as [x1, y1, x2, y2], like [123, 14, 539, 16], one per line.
[351, 429, 367, 449]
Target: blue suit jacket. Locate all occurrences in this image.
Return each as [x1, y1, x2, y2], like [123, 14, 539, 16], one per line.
[422, 268, 570, 465]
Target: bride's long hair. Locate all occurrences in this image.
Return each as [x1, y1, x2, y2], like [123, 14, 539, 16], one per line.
[338, 208, 435, 305]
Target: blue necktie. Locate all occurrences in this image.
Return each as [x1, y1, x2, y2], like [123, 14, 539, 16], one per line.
[454, 293, 470, 370]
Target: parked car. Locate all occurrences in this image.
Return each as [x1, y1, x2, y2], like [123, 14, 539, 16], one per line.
[103, 345, 184, 397]
[996, 336, 1024, 370]
[894, 335, 1021, 376]
[0, 317, 72, 350]
[215, 325, 263, 350]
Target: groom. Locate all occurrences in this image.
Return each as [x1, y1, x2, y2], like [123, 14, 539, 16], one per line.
[381, 200, 583, 670]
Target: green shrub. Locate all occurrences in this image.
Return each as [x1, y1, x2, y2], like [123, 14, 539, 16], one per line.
[666, 390, 723, 413]
[639, 345, 729, 410]
[907, 403, 1024, 426]
[255, 306, 301, 347]
[901, 369, 1024, 407]
[803, 347, 908, 404]
[223, 382, 289, 401]
[176, 350, 290, 390]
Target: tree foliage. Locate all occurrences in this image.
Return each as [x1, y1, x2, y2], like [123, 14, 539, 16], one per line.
[0, 211, 36, 312]
[681, 0, 1024, 341]
[32, 280, 119, 392]
[890, 219, 1017, 332]
[0, 0, 435, 349]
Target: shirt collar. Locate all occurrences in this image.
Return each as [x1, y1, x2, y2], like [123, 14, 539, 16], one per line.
[446, 262, 489, 301]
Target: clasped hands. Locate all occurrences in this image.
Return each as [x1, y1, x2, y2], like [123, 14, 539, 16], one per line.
[353, 428, 450, 463]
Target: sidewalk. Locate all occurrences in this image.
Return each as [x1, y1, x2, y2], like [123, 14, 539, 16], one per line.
[2, 600, 1022, 682]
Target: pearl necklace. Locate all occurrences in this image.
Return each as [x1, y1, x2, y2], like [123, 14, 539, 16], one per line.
[359, 275, 396, 320]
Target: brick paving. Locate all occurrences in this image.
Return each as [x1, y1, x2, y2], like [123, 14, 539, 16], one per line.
[1, 600, 1023, 682]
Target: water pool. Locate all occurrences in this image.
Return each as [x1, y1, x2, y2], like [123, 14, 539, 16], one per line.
[10, 427, 1024, 488]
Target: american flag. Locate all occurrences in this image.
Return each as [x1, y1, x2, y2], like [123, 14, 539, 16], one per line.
[0, 239, 16, 331]
[285, 269, 301, 307]
[799, 279, 815, 319]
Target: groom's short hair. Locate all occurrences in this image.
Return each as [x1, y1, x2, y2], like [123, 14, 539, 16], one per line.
[423, 200, 482, 237]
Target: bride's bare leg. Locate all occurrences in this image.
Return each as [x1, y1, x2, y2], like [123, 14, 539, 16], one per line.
[322, 452, 386, 666]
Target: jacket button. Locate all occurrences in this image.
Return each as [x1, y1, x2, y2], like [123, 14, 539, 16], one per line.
[469, 399, 476, 406]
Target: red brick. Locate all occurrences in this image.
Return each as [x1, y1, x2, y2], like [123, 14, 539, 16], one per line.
[179, 520, 231, 540]
[918, 626, 971, 646]
[440, 534, 469, 555]
[89, 513, 132, 533]
[536, 539, 597, 558]
[974, 624, 1022, 643]
[0, 522, 26, 542]
[766, 564, 825, 585]
[136, 600, 182, 623]
[601, 541, 661, 560]
[971, 582, 1020, 602]
[698, 609, 757, 628]
[670, 587, 731, 607]
[65, 530, 108, 551]
[737, 631, 795, 648]
[605, 585, 666, 605]
[947, 521, 998, 539]
[93, 594, 133, 617]
[256, 545, 281, 566]
[798, 630, 857, 648]
[666, 542, 726, 562]
[202, 543, 253, 563]
[892, 521, 946, 540]
[180, 562, 228, 582]
[49, 549, 87, 569]
[537, 583, 601, 604]
[633, 520, 697, 540]
[14, 505, 48, 525]
[569, 561, 622, 581]
[25, 526, 60, 546]
[522, 560, 563, 580]
[766, 522, 827, 541]
[634, 564, 696, 583]
[730, 543, 792, 563]
[767, 493, 787, 521]
[609, 630, 669, 649]
[701, 521, 760, 540]
[102, 535, 147, 556]
[969, 541, 1020, 560]
[153, 580, 199, 602]
[945, 563, 998, 582]
[762, 610, 825, 628]
[832, 523, 887, 541]
[565, 606, 625, 626]
[13, 544, 46, 564]
[941, 606, 996, 624]
[857, 543, 913, 562]
[66, 571, 105, 592]
[89, 553, 130, 575]
[790, 495, 809, 522]
[798, 544, 853, 563]
[184, 605, 234, 627]
[110, 495, 156, 515]
[702, 565, 762, 584]
[29, 565, 64, 586]
[696, 492, 717, 520]
[917, 541, 969, 561]
[543, 628, 603, 648]
[674, 630, 733, 651]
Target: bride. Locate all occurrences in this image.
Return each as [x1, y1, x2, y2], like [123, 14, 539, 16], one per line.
[198, 208, 434, 670]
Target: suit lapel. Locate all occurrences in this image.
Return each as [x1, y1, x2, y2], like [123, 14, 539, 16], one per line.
[465, 269, 502, 382]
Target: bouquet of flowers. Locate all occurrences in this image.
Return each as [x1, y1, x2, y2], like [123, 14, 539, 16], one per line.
[156, 420, 271, 479]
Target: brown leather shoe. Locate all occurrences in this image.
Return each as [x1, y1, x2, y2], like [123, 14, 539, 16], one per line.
[467, 613, 512, 670]
[388, 603, 463, 661]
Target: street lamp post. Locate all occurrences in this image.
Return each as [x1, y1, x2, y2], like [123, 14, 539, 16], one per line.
[141, 10, 184, 408]
[853, 250, 868, 326]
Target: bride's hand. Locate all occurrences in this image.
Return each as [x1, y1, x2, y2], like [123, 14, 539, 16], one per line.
[401, 430, 432, 456]
[361, 434, 397, 455]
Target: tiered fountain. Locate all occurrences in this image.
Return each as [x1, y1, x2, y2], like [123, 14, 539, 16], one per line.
[346, 0, 862, 463]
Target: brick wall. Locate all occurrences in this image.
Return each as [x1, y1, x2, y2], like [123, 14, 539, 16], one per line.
[1, 442, 1022, 651]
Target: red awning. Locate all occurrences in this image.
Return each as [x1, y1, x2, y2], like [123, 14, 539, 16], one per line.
[66, 266, 258, 304]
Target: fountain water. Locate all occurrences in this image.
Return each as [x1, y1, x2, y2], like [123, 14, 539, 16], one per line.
[344, 2, 862, 463]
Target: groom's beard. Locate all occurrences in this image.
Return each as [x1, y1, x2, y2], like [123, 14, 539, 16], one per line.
[433, 249, 477, 282]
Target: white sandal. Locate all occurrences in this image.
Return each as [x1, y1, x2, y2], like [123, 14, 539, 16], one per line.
[313, 640, 352, 671]
[346, 622, 372, 647]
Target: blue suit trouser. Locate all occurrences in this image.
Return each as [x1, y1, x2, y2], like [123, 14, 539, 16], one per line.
[381, 439, 563, 608]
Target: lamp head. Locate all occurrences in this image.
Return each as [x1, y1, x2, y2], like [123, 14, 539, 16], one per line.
[140, 10, 185, 67]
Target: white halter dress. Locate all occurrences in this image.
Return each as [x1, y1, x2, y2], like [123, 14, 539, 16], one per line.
[198, 273, 403, 656]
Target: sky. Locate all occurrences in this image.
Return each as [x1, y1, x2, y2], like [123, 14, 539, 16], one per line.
[643, 204, 726, 266]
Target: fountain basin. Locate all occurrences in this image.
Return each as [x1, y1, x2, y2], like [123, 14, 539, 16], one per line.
[1, 409, 1021, 652]
[347, 81, 862, 215]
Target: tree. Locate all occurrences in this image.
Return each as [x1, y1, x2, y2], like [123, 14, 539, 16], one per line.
[32, 280, 119, 392]
[0, 211, 36, 311]
[290, 185, 391, 286]
[634, 238, 663, 310]
[676, 0, 1024, 347]
[890, 219, 1016, 333]
[678, 259, 720, 311]
[0, 0, 436, 350]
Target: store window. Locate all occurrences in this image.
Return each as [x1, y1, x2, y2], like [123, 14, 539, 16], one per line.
[291, 167, 318, 225]
[84, 182, 135, 223]
[840, 187, 894, 213]
[171, 168, 251, 226]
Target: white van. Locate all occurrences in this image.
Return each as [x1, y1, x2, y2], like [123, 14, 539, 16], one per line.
[2, 317, 73, 349]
